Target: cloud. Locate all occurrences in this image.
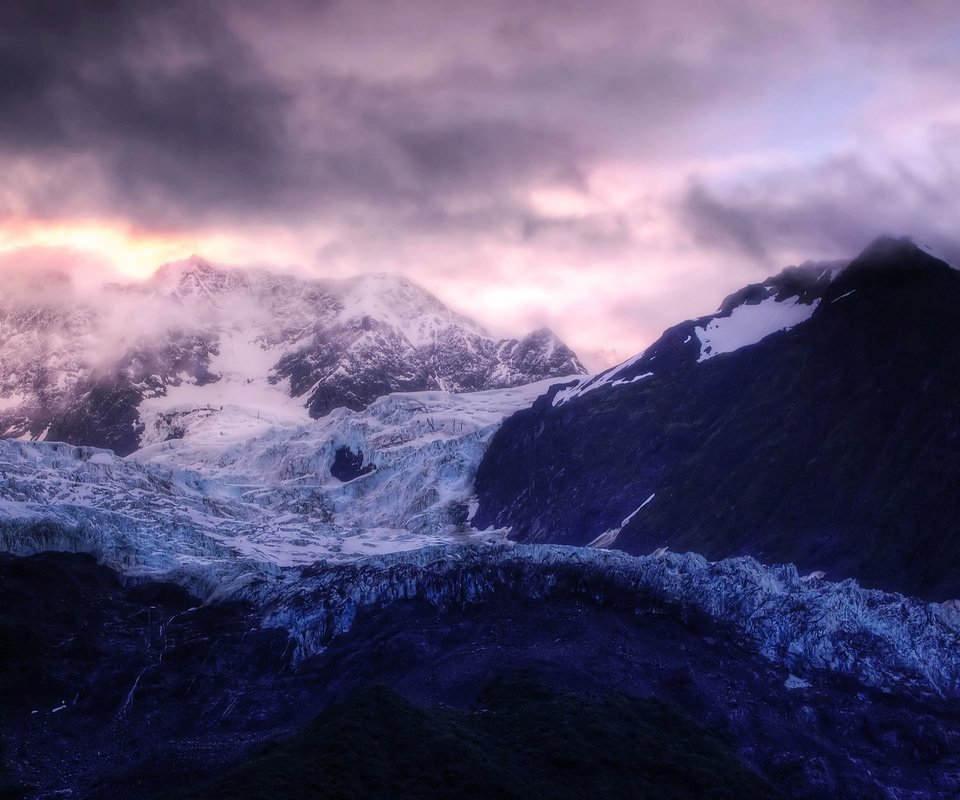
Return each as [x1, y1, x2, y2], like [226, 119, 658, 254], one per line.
[4, 1, 960, 370]
[0, 1, 293, 223]
[0, 1, 813, 232]
[679, 128, 960, 269]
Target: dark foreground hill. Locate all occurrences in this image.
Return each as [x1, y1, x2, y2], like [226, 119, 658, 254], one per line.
[172, 684, 782, 800]
[474, 237, 960, 600]
[4, 552, 960, 799]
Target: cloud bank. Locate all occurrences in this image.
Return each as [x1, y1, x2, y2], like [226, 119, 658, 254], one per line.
[2, 1, 958, 368]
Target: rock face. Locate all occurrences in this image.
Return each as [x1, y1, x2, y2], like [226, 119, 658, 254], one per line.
[474, 237, 960, 600]
[0, 257, 585, 455]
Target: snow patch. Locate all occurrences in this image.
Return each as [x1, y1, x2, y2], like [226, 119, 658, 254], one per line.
[831, 289, 857, 304]
[587, 493, 655, 550]
[695, 297, 819, 362]
[622, 493, 655, 526]
[784, 674, 811, 691]
[553, 352, 653, 406]
[0, 393, 27, 412]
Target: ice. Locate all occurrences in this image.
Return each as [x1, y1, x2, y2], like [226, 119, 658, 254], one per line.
[267, 543, 960, 697]
[587, 493, 655, 550]
[0, 378, 564, 592]
[622, 493, 655, 526]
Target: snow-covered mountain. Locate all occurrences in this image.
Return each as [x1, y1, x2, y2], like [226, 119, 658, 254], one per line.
[475, 237, 960, 600]
[0, 257, 586, 454]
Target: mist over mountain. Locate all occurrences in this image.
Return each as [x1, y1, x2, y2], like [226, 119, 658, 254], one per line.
[0, 256, 585, 454]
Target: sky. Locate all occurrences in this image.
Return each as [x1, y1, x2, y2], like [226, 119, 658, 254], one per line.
[1, 1, 958, 370]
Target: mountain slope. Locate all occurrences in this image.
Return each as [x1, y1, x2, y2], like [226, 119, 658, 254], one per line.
[0, 258, 585, 455]
[474, 237, 960, 600]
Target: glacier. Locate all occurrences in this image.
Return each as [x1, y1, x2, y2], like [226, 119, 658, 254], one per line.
[267, 543, 960, 698]
[4, 372, 960, 702]
[0, 379, 569, 596]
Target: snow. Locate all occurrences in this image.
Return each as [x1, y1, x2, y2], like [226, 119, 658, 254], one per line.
[334, 274, 488, 348]
[0, 393, 26, 412]
[817, 262, 847, 282]
[695, 297, 819, 362]
[552, 351, 652, 406]
[831, 290, 857, 304]
[586, 528, 621, 549]
[587, 493, 655, 550]
[622, 493, 655, 526]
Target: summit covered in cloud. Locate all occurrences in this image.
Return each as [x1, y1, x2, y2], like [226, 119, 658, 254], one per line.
[0, 256, 584, 453]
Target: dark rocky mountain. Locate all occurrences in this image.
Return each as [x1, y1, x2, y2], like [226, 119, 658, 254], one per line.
[474, 237, 960, 601]
[0, 258, 585, 455]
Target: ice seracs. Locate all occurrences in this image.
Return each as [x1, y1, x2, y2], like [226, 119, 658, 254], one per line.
[0, 377, 573, 596]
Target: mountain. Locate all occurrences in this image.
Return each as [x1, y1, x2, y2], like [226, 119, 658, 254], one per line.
[6, 238, 960, 799]
[474, 237, 960, 600]
[0, 257, 585, 455]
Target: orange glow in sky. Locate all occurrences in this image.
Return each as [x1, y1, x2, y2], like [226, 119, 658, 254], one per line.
[0, 218, 343, 284]
[0, 218, 211, 279]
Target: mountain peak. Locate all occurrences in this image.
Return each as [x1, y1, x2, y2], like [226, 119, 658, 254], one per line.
[149, 256, 249, 300]
[154, 254, 216, 277]
[1, 255, 586, 452]
[823, 235, 955, 302]
[851, 235, 951, 272]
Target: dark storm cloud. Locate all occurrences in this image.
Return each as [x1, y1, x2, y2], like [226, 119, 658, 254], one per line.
[396, 121, 586, 194]
[0, 1, 604, 230]
[0, 0, 828, 235]
[0, 1, 296, 221]
[679, 130, 960, 268]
